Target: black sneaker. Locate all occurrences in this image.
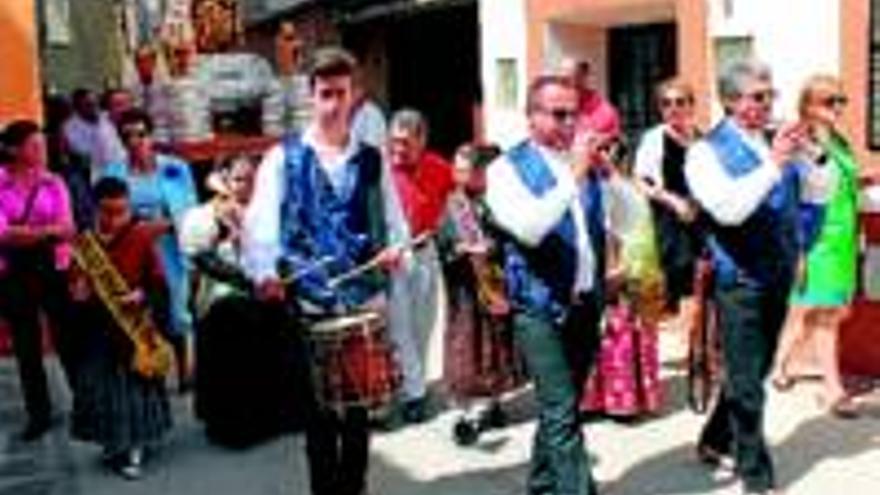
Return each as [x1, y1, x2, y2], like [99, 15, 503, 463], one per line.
[17, 417, 52, 442]
[401, 398, 428, 424]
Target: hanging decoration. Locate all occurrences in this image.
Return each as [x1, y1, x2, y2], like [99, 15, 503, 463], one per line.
[192, 0, 244, 53]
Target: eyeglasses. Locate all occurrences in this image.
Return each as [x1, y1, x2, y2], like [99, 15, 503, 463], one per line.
[660, 96, 693, 109]
[539, 107, 578, 124]
[818, 94, 848, 108]
[741, 89, 777, 105]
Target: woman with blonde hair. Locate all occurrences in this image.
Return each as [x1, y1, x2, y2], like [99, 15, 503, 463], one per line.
[771, 74, 860, 417]
[634, 77, 702, 335]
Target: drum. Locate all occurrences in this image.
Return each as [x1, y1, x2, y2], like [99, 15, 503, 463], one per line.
[306, 312, 399, 413]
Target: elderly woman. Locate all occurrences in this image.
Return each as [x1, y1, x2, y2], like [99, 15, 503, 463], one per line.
[102, 109, 198, 391]
[634, 78, 702, 334]
[771, 75, 860, 418]
[0, 120, 76, 441]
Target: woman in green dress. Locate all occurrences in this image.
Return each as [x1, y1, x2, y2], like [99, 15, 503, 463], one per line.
[771, 75, 860, 417]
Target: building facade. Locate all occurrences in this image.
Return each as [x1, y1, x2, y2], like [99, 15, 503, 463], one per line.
[480, 0, 879, 170]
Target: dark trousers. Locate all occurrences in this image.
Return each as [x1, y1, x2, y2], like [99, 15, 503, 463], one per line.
[0, 270, 77, 425]
[514, 293, 601, 495]
[292, 309, 370, 495]
[698, 281, 790, 492]
[305, 406, 370, 495]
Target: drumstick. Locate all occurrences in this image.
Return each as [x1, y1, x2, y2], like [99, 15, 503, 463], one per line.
[279, 255, 336, 285]
[327, 232, 433, 288]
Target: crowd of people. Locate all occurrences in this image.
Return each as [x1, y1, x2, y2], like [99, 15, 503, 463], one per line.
[0, 44, 871, 495]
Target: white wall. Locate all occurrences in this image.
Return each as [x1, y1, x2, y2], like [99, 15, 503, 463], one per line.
[479, 0, 529, 147]
[708, 0, 841, 120]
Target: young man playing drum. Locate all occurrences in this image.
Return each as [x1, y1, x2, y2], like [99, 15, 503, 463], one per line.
[242, 47, 400, 495]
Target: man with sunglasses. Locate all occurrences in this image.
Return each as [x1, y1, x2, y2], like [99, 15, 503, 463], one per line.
[485, 74, 635, 495]
[684, 60, 827, 495]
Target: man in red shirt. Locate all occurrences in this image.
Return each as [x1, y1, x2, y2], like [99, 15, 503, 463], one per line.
[560, 58, 622, 142]
[389, 111, 455, 235]
[386, 109, 454, 422]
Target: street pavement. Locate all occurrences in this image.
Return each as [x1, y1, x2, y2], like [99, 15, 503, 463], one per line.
[1, 333, 879, 495]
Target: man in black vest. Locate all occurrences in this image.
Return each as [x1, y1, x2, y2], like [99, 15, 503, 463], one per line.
[486, 74, 635, 495]
[684, 60, 827, 495]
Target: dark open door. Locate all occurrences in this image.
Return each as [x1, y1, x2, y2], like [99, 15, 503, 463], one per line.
[386, 3, 480, 157]
[608, 22, 677, 146]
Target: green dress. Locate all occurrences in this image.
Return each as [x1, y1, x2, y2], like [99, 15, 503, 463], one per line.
[794, 133, 859, 307]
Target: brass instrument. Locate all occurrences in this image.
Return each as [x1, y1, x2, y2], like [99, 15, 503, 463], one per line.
[470, 252, 509, 317]
[447, 193, 509, 316]
[71, 232, 174, 379]
[687, 255, 722, 414]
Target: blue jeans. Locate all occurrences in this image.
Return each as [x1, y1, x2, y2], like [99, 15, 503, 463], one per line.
[514, 294, 600, 495]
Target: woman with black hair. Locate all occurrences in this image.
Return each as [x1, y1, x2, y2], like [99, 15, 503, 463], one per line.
[0, 120, 77, 441]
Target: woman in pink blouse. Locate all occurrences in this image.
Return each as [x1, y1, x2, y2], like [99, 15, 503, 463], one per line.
[0, 120, 76, 441]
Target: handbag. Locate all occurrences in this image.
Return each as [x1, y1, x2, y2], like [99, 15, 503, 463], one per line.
[1, 179, 56, 276]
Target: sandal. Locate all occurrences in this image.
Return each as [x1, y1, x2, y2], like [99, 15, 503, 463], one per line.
[827, 396, 860, 419]
[770, 374, 795, 392]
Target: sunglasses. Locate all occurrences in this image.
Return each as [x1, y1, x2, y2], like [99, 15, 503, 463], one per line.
[818, 94, 848, 108]
[660, 96, 693, 109]
[741, 89, 777, 105]
[540, 107, 578, 124]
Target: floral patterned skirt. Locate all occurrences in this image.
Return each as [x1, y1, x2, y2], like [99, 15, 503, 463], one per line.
[581, 303, 662, 417]
[443, 286, 526, 402]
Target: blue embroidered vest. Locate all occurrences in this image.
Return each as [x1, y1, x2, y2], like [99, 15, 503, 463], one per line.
[704, 120, 800, 288]
[501, 141, 605, 322]
[279, 135, 386, 311]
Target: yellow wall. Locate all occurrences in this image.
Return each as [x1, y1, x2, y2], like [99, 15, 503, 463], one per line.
[0, 0, 42, 124]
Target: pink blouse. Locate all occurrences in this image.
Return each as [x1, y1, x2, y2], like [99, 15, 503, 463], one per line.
[0, 168, 74, 272]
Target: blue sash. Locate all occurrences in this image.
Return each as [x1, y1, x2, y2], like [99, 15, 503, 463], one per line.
[704, 120, 800, 287]
[502, 141, 605, 320]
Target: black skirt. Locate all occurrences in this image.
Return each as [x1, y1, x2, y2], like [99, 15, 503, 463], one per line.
[70, 302, 172, 453]
[652, 206, 702, 308]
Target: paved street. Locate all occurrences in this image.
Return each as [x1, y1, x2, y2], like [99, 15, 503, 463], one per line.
[2, 334, 879, 495]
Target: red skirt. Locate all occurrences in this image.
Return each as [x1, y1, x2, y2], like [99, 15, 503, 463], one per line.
[443, 286, 526, 402]
[581, 303, 662, 417]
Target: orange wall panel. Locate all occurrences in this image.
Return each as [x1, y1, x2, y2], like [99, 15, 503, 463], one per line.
[0, 0, 42, 124]
[841, 0, 879, 169]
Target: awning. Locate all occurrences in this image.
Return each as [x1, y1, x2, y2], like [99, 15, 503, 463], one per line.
[244, 0, 318, 26]
[335, 0, 476, 24]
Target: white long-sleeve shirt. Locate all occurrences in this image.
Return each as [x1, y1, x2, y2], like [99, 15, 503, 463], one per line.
[485, 141, 637, 294]
[63, 114, 127, 181]
[633, 124, 667, 188]
[684, 120, 831, 227]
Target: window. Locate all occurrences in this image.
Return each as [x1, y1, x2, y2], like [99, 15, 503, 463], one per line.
[714, 35, 753, 77]
[495, 58, 518, 110]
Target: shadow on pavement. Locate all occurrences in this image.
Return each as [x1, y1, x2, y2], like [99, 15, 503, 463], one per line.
[370, 450, 527, 495]
[611, 410, 880, 494]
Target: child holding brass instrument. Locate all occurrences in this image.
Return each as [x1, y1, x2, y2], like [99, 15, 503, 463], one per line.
[69, 177, 172, 480]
